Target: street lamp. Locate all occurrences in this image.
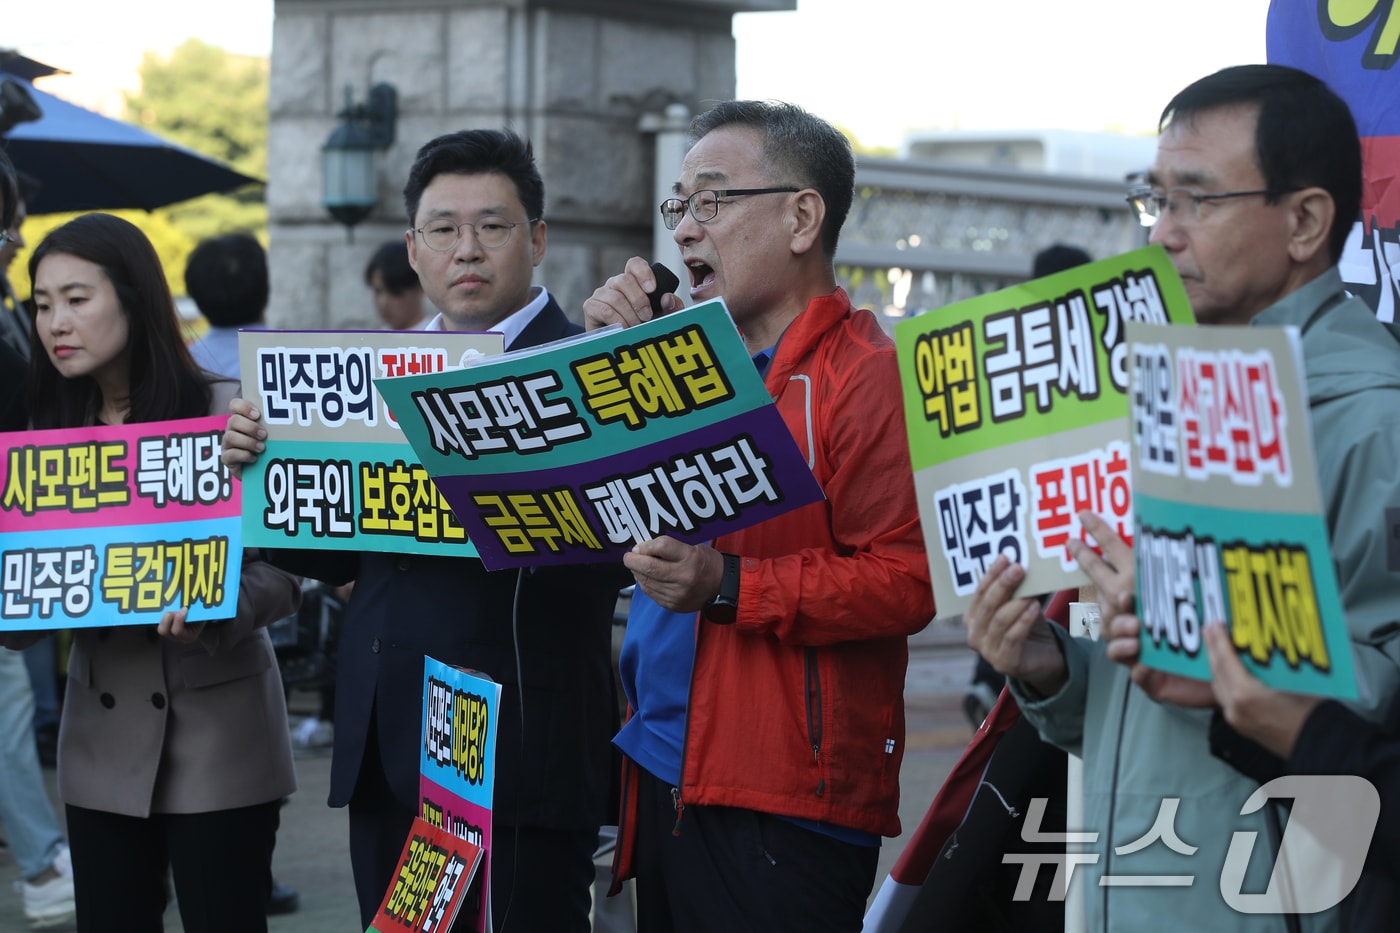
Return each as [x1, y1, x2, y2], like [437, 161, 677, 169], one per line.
[321, 82, 397, 240]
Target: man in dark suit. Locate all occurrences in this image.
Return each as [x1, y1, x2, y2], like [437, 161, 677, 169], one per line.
[223, 129, 623, 931]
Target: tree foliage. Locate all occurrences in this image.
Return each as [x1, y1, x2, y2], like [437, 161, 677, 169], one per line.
[128, 39, 268, 179]
[837, 125, 897, 159]
[125, 38, 269, 246]
[9, 39, 268, 304]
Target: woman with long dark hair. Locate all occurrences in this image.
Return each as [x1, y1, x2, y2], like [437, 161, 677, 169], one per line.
[13, 213, 299, 933]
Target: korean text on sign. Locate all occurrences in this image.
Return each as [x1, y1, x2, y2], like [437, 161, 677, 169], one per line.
[897, 246, 1196, 615]
[412, 372, 590, 460]
[378, 299, 826, 571]
[238, 330, 504, 559]
[0, 416, 242, 631]
[1030, 442, 1132, 571]
[573, 324, 735, 430]
[1127, 319, 1356, 700]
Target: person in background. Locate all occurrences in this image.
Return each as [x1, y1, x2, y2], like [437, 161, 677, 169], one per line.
[1030, 243, 1092, 279]
[7, 213, 300, 933]
[364, 239, 427, 330]
[584, 99, 936, 933]
[184, 233, 268, 379]
[1204, 623, 1400, 883]
[0, 145, 76, 932]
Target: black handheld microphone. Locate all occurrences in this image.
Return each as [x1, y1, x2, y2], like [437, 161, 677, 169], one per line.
[648, 262, 682, 316]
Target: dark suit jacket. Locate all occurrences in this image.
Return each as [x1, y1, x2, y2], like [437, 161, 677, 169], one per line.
[269, 297, 626, 830]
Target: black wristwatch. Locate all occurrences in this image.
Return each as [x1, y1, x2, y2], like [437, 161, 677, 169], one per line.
[702, 552, 740, 625]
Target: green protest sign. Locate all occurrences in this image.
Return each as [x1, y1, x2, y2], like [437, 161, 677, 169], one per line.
[895, 245, 1194, 613]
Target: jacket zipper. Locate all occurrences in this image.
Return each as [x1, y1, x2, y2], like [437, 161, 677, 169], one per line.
[671, 786, 685, 837]
[671, 610, 704, 837]
[610, 754, 636, 894]
[804, 646, 825, 797]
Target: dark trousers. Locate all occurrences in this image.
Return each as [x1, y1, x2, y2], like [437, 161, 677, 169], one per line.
[632, 768, 879, 933]
[347, 730, 595, 932]
[66, 800, 279, 933]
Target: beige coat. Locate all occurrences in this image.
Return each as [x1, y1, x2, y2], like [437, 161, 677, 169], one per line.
[9, 380, 300, 817]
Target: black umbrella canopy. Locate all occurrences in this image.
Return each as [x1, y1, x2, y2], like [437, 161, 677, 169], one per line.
[0, 69, 261, 215]
[0, 49, 65, 81]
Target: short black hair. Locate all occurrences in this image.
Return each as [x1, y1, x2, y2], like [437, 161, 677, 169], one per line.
[1033, 244, 1092, 277]
[1160, 64, 1361, 264]
[402, 129, 544, 226]
[689, 101, 855, 258]
[364, 239, 420, 294]
[184, 233, 268, 327]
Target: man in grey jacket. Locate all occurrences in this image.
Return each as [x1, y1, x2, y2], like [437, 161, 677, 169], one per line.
[966, 64, 1400, 932]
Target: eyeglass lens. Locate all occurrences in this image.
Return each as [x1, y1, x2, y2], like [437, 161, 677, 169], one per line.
[418, 218, 521, 251]
[661, 191, 722, 230]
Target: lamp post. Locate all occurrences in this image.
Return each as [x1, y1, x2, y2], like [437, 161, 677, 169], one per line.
[321, 82, 397, 241]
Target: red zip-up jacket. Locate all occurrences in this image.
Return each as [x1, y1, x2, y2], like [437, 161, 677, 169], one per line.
[614, 289, 937, 886]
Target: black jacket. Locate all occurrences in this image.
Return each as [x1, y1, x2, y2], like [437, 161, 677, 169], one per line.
[1212, 700, 1400, 930]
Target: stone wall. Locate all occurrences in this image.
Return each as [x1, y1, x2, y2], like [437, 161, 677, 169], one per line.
[267, 0, 793, 329]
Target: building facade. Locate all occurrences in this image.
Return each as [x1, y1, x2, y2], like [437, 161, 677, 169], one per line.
[268, 0, 1143, 332]
[267, 0, 792, 329]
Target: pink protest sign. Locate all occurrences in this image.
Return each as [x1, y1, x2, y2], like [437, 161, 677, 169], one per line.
[0, 416, 243, 630]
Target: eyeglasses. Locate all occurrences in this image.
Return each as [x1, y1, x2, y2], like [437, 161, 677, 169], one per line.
[0, 230, 12, 249]
[660, 187, 800, 230]
[1126, 185, 1300, 227]
[411, 216, 537, 252]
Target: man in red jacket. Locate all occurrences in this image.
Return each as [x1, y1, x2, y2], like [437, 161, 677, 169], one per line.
[584, 100, 937, 933]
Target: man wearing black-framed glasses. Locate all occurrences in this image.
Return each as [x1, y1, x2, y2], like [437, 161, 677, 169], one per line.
[223, 128, 625, 933]
[658, 186, 800, 230]
[966, 65, 1400, 933]
[584, 101, 936, 933]
[1120, 71, 1350, 329]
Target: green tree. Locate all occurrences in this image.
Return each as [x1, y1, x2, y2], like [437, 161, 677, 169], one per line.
[10, 39, 267, 307]
[837, 125, 897, 159]
[125, 38, 269, 270]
